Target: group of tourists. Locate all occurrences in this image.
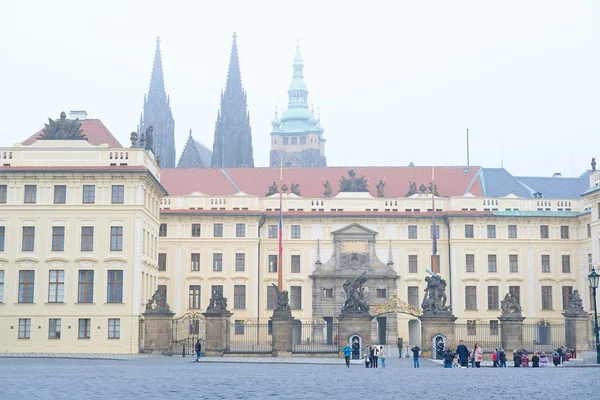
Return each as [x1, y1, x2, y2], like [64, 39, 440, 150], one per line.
[342, 343, 386, 368]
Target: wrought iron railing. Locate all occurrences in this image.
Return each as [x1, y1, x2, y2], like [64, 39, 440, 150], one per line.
[454, 323, 501, 353]
[292, 322, 339, 353]
[225, 322, 272, 353]
[521, 322, 565, 353]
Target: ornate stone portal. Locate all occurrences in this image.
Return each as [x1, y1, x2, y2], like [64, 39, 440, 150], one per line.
[311, 223, 398, 344]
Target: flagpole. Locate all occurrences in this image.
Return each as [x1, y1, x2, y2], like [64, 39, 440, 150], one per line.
[278, 154, 283, 291]
[432, 166, 437, 273]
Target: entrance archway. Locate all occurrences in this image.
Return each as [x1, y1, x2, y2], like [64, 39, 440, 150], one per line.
[370, 294, 421, 348]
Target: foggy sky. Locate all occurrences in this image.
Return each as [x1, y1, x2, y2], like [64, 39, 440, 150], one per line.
[0, 0, 598, 177]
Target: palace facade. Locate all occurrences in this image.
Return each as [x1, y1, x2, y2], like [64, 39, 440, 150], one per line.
[1, 113, 597, 353]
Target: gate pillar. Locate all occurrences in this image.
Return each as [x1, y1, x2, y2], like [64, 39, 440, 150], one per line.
[499, 315, 525, 352]
[419, 314, 457, 358]
[338, 315, 372, 358]
[203, 311, 232, 356]
[142, 289, 175, 355]
[563, 290, 592, 356]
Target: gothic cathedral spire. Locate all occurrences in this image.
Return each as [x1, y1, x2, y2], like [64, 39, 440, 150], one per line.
[211, 32, 254, 168]
[140, 37, 176, 168]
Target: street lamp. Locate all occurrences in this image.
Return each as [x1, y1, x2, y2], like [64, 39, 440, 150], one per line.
[588, 267, 600, 364]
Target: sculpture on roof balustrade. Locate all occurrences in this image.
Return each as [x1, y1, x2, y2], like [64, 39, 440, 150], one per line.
[291, 183, 301, 196]
[39, 111, 86, 140]
[339, 169, 368, 192]
[405, 181, 418, 197]
[323, 180, 332, 197]
[376, 180, 386, 197]
[266, 182, 278, 197]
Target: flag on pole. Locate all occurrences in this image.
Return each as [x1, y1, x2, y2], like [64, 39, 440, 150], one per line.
[432, 166, 437, 256]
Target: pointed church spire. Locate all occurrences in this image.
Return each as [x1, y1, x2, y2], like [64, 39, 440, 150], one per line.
[288, 40, 308, 108]
[211, 33, 254, 168]
[139, 37, 176, 168]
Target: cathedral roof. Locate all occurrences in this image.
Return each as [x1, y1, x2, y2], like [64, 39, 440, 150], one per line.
[176, 134, 213, 168]
[160, 166, 483, 197]
[23, 119, 123, 148]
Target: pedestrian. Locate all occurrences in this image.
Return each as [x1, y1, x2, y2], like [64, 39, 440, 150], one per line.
[443, 347, 454, 368]
[397, 338, 403, 358]
[560, 346, 567, 364]
[513, 350, 522, 367]
[531, 351, 540, 368]
[556, 347, 564, 364]
[521, 350, 529, 368]
[456, 340, 470, 368]
[471, 343, 483, 368]
[411, 344, 421, 368]
[552, 350, 560, 366]
[499, 349, 507, 367]
[539, 351, 548, 367]
[372, 344, 379, 368]
[492, 348, 498, 367]
[379, 346, 386, 368]
[365, 344, 371, 368]
[194, 339, 202, 362]
[343, 342, 352, 368]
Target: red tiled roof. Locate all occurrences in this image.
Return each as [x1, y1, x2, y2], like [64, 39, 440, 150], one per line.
[22, 119, 123, 148]
[160, 166, 483, 198]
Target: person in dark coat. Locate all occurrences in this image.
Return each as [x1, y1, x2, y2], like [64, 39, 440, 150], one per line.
[456, 340, 470, 368]
[194, 339, 202, 362]
[531, 352, 540, 367]
[443, 347, 455, 368]
[411, 345, 421, 368]
[513, 350, 522, 367]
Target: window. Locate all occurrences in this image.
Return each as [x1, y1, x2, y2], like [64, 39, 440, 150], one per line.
[78, 270, 94, 303]
[159, 223, 167, 237]
[540, 225, 549, 239]
[323, 288, 333, 299]
[235, 253, 245, 272]
[488, 254, 497, 273]
[19, 318, 31, 339]
[588, 224, 592, 238]
[408, 255, 418, 273]
[487, 286, 499, 310]
[508, 225, 517, 239]
[191, 253, 200, 271]
[191, 224, 201, 237]
[268, 225, 278, 239]
[509, 255, 519, 273]
[78, 318, 91, 339]
[108, 318, 120, 339]
[211, 285, 223, 298]
[0, 226, 4, 251]
[465, 254, 475, 272]
[268, 255, 278, 273]
[562, 255, 571, 273]
[48, 270, 64, 303]
[235, 223, 245, 238]
[189, 285, 201, 309]
[107, 270, 123, 303]
[22, 226, 35, 251]
[54, 185, 66, 204]
[430, 255, 440, 274]
[267, 285, 277, 309]
[430, 225, 439, 239]
[300, 137, 306, 145]
[24, 185, 36, 203]
[0, 185, 6, 203]
[111, 185, 124, 204]
[541, 286, 553, 310]
[467, 320, 476, 335]
[377, 288, 387, 299]
[465, 286, 477, 310]
[158, 285, 167, 298]
[541, 255, 550, 273]
[291, 225, 301, 239]
[465, 225, 474, 238]
[213, 223, 223, 237]
[52, 227, 65, 251]
[560, 226, 569, 239]
[234, 285, 246, 309]
[213, 253, 223, 272]
[291, 255, 301, 273]
[283, 137, 289, 145]
[562, 286, 573, 310]
[158, 253, 167, 271]
[589, 253, 594, 272]
[49, 318, 61, 339]
[509, 286, 520, 305]
[490, 320, 499, 336]
[235, 320, 245, 335]
[291, 137, 298, 145]
[487, 225, 496, 239]
[81, 227, 94, 251]
[290, 286, 302, 310]
[407, 286, 419, 308]
[82, 185, 95, 204]
[18, 270, 34, 303]
[0, 270, 3, 303]
[408, 225, 417, 239]
[110, 227, 123, 251]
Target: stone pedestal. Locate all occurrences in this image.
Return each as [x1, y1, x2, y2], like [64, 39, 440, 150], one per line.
[203, 311, 232, 356]
[419, 313, 457, 358]
[142, 312, 175, 355]
[499, 315, 525, 352]
[563, 311, 592, 354]
[271, 315, 295, 357]
[338, 314, 372, 358]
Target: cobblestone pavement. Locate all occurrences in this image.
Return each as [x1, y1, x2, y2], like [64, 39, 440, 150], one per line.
[0, 355, 597, 399]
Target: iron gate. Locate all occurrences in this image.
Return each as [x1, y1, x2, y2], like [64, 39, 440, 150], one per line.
[172, 312, 206, 356]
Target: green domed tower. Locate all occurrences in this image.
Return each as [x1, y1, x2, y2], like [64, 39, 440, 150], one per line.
[269, 42, 326, 167]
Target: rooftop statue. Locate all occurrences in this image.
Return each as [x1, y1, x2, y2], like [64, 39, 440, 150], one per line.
[339, 169, 368, 192]
[291, 183, 301, 196]
[266, 181, 278, 197]
[405, 181, 418, 197]
[376, 180, 386, 198]
[323, 180, 332, 197]
[39, 111, 86, 140]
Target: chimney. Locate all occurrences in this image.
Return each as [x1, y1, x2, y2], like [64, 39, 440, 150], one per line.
[69, 110, 88, 120]
[553, 173, 562, 178]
